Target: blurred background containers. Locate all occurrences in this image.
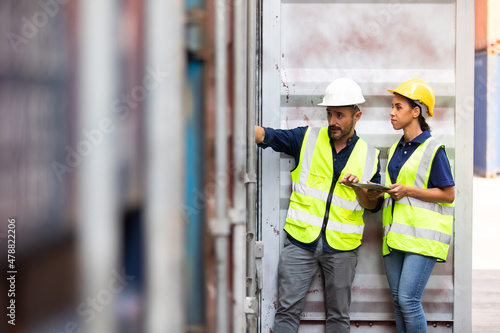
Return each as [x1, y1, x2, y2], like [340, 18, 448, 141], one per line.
[0, 0, 474, 333]
[474, 0, 500, 178]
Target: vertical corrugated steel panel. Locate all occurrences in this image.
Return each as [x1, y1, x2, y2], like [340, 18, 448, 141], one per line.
[474, 51, 488, 176]
[185, 0, 206, 327]
[185, 59, 206, 327]
[261, 0, 457, 331]
[453, 1, 474, 329]
[473, 50, 500, 177]
[143, 0, 186, 330]
[0, 0, 70, 246]
[474, 0, 500, 178]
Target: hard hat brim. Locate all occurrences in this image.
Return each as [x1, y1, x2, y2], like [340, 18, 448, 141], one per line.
[317, 98, 366, 107]
[387, 89, 434, 117]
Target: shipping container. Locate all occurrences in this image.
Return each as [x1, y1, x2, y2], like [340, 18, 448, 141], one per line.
[473, 0, 500, 177]
[257, 0, 473, 332]
[0, 0, 473, 332]
[474, 50, 500, 178]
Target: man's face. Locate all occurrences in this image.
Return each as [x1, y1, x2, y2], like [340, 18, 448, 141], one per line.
[326, 106, 360, 140]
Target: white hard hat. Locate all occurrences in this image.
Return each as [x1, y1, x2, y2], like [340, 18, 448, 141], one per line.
[318, 78, 365, 106]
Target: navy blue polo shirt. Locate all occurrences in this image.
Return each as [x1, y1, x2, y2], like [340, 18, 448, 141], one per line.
[258, 126, 382, 253]
[387, 130, 455, 188]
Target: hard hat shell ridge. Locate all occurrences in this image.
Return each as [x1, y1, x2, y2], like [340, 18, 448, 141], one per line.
[318, 78, 365, 107]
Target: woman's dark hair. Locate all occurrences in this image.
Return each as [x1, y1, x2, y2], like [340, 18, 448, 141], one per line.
[404, 96, 431, 132]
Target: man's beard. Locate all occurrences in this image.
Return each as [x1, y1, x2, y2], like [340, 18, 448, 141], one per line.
[329, 121, 354, 140]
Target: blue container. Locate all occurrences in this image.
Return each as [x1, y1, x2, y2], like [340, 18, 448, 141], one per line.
[185, 60, 206, 327]
[474, 50, 500, 177]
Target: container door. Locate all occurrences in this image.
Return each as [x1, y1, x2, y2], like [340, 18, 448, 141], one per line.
[260, 1, 456, 331]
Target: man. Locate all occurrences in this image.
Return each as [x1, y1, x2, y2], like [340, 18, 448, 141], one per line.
[255, 78, 382, 332]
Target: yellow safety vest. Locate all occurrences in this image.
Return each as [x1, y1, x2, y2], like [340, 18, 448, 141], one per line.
[285, 127, 379, 251]
[382, 137, 454, 261]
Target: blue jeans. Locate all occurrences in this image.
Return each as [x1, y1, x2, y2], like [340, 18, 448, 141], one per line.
[384, 250, 436, 333]
[274, 237, 358, 333]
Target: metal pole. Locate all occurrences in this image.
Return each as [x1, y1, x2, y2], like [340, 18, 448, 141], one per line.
[246, 0, 258, 330]
[144, 0, 186, 332]
[453, 0, 474, 331]
[232, 0, 248, 331]
[77, 1, 120, 333]
[214, 0, 230, 332]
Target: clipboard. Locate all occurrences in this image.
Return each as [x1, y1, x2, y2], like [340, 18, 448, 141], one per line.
[351, 183, 390, 190]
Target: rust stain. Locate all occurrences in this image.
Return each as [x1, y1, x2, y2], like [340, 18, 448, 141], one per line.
[307, 289, 321, 294]
[270, 224, 280, 235]
[303, 114, 313, 127]
[281, 67, 290, 104]
[281, 78, 289, 88]
[280, 53, 290, 103]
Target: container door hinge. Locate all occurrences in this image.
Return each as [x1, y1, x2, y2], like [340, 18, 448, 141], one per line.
[245, 296, 259, 314]
[255, 241, 264, 293]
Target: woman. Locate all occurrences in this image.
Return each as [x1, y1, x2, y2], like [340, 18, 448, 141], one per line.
[382, 78, 455, 332]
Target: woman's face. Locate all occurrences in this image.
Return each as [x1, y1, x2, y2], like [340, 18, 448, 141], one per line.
[390, 94, 418, 130]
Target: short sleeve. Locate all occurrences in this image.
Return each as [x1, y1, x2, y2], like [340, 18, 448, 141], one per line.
[428, 147, 455, 189]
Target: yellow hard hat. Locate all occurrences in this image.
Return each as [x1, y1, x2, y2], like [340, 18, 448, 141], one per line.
[387, 78, 435, 117]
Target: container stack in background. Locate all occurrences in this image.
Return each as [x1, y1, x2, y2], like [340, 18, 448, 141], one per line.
[474, 0, 500, 178]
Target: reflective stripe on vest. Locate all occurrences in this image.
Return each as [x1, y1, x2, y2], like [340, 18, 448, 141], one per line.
[383, 137, 454, 261]
[383, 195, 454, 216]
[292, 182, 364, 212]
[288, 208, 365, 235]
[383, 223, 452, 244]
[285, 127, 379, 250]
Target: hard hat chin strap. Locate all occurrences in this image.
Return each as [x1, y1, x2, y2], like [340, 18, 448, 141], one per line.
[413, 100, 429, 117]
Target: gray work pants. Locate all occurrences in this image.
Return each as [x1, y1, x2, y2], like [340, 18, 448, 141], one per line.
[273, 237, 358, 333]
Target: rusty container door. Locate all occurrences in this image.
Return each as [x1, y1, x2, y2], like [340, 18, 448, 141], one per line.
[260, 1, 462, 332]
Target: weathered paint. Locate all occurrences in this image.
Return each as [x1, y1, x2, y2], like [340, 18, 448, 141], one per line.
[261, 0, 457, 331]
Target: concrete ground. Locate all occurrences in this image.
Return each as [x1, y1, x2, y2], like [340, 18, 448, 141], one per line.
[472, 176, 500, 332]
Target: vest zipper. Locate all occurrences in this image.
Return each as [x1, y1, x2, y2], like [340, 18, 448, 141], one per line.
[322, 144, 337, 233]
[321, 174, 336, 232]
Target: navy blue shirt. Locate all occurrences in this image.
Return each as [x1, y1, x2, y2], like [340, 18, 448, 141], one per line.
[258, 126, 382, 253]
[387, 130, 455, 188]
